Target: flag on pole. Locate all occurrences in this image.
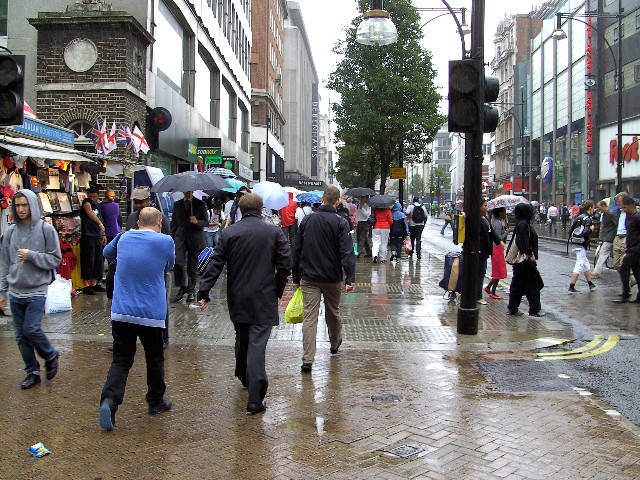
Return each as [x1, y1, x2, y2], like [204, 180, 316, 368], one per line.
[103, 121, 117, 154]
[89, 121, 104, 153]
[131, 125, 150, 156]
[116, 124, 132, 149]
[23, 102, 38, 120]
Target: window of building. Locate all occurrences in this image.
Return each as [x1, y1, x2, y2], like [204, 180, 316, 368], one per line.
[635, 64, 640, 83]
[613, 24, 624, 42]
[155, 1, 184, 92]
[221, 79, 236, 141]
[636, 13, 640, 30]
[0, 0, 7, 36]
[195, 50, 212, 123]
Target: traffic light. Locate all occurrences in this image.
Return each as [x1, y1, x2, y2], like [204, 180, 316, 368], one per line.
[0, 55, 25, 126]
[146, 107, 172, 151]
[448, 59, 499, 133]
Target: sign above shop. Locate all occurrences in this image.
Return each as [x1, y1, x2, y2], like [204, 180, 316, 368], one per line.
[196, 138, 222, 165]
[11, 118, 75, 146]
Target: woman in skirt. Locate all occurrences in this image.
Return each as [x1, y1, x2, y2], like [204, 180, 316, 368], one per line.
[484, 207, 508, 299]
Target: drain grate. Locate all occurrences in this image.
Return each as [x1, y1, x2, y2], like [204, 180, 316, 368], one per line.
[388, 444, 423, 458]
[371, 394, 401, 403]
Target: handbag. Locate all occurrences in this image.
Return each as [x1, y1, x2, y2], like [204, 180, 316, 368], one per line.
[367, 214, 376, 227]
[505, 228, 529, 265]
[444, 214, 452, 221]
[284, 287, 304, 324]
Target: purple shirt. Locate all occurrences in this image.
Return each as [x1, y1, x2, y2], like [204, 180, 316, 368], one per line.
[100, 200, 122, 237]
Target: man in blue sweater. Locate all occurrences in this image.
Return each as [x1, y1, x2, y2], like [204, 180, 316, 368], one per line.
[99, 207, 175, 431]
[0, 190, 62, 390]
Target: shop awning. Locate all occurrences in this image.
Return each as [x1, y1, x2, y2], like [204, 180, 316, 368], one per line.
[0, 140, 93, 163]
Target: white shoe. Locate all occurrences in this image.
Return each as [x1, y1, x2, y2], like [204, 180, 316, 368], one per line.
[477, 299, 488, 305]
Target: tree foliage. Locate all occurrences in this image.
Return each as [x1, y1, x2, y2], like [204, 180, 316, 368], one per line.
[328, 0, 446, 193]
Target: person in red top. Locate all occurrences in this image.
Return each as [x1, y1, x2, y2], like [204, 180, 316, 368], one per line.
[279, 192, 298, 247]
[371, 207, 393, 263]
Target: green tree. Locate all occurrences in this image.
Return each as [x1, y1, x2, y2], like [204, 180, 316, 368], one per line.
[328, 0, 446, 193]
[429, 166, 451, 199]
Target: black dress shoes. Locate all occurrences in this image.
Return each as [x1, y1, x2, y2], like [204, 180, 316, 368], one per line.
[173, 289, 186, 302]
[21, 373, 41, 390]
[45, 351, 59, 380]
[246, 401, 266, 415]
[186, 293, 196, 302]
[148, 399, 173, 415]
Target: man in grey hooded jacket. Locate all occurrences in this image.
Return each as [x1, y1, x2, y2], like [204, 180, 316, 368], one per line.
[0, 189, 62, 389]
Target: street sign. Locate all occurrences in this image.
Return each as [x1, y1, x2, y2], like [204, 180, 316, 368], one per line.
[390, 167, 406, 179]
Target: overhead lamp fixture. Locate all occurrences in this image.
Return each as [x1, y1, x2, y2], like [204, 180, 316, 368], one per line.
[356, 0, 398, 47]
[552, 14, 567, 40]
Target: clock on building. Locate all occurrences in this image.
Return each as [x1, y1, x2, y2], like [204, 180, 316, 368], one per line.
[63, 38, 98, 72]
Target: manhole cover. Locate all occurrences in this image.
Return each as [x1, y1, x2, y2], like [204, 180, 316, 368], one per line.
[371, 394, 401, 403]
[388, 444, 423, 458]
[475, 361, 574, 393]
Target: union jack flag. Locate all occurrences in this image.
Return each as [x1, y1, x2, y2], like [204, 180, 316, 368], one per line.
[116, 124, 132, 149]
[89, 121, 103, 153]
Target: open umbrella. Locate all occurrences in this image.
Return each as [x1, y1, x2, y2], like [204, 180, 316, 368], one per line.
[367, 194, 395, 208]
[283, 186, 304, 195]
[346, 187, 376, 197]
[151, 171, 230, 193]
[204, 166, 237, 179]
[220, 178, 247, 193]
[487, 194, 530, 210]
[252, 181, 289, 210]
[296, 192, 322, 204]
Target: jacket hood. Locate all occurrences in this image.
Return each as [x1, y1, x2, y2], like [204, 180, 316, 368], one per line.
[12, 189, 42, 226]
[392, 201, 402, 213]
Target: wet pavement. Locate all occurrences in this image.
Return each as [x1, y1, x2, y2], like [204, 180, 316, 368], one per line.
[2, 226, 640, 479]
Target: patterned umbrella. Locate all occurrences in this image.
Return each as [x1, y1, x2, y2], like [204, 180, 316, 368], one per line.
[296, 193, 322, 204]
[487, 195, 530, 210]
[204, 167, 237, 179]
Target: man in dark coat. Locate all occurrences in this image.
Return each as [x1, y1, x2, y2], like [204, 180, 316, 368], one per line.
[170, 190, 208, 303]
[292, 186, 356, 373]
[197, 193, 291, 415]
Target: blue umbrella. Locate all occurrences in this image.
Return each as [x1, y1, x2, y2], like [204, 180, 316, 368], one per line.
[220, 178, 247, 193]
[296, 192, 322, 204]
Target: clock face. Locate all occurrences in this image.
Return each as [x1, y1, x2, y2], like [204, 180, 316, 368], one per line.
[63, 38, 98, 72]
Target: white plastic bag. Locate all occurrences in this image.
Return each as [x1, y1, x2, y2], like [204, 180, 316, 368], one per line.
[45, 275, 72, 314]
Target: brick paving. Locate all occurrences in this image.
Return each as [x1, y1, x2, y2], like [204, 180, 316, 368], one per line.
[1, 239, 640, 479]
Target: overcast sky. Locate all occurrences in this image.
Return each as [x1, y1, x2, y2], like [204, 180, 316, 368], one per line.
[294, 0, 547, 119]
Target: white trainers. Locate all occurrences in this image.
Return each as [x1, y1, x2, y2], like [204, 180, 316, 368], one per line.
[477, 299, 488, 305]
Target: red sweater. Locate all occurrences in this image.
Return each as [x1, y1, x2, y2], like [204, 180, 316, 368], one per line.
[279, 198, 298, 227]
[373, 208, 393, 229]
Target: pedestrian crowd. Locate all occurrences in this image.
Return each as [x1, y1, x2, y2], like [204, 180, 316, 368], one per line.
[2, 179, 638, 434]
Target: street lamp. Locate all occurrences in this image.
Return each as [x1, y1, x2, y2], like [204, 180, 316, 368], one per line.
[355, 0, 398, 47]
[417, 6, 470, 59]
[552, 5, 624, 194]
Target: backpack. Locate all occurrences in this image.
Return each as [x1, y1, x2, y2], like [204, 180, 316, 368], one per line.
[411, 204, 426, 224]
[570, 215, 588, 244]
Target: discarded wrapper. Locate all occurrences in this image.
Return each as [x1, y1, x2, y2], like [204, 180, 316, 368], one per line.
[29, 442, 52, 458]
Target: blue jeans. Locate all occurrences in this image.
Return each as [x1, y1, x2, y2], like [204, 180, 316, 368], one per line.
[441, 220, 453, 234]
[204, 230, 219, 248]
[10, 295, 56, 374]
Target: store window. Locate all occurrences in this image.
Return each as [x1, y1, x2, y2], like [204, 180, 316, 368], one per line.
[155, 1, 184, 93]
[0, 0, 7, 36]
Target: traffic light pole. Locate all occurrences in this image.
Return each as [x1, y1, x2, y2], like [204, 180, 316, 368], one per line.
[457, 0, 485, 335]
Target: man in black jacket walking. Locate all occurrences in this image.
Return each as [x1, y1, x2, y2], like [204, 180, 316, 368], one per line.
[197, 193, 291, 414]
[293, 186, 356, 373]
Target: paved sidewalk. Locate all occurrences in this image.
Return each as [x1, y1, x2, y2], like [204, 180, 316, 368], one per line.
[1, 241, 639, 479]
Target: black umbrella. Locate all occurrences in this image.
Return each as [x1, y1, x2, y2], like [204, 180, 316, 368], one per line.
[366, 194, 396, 208]
[151, 171, 230, 193]
[346, 187, 376, 197]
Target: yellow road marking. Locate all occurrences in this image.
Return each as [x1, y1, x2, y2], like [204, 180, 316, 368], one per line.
[539, 335, 619, 360]
[536, 335, 603, 357]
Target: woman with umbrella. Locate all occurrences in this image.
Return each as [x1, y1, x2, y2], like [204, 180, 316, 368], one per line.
[368, 196, 394, 264]
[484, 207, 508, 299]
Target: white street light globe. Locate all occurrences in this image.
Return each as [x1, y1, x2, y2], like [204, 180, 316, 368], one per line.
[356, 12, 398, 47]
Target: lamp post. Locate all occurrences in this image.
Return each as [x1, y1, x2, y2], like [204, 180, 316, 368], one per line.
[357, 0, 486, 335]
[552, 4, 624, 194]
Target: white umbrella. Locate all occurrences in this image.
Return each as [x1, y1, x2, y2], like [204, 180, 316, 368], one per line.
[487, 195, 530, 210]
[283, 186, 304, 195]
[252, 181, 289, 210]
